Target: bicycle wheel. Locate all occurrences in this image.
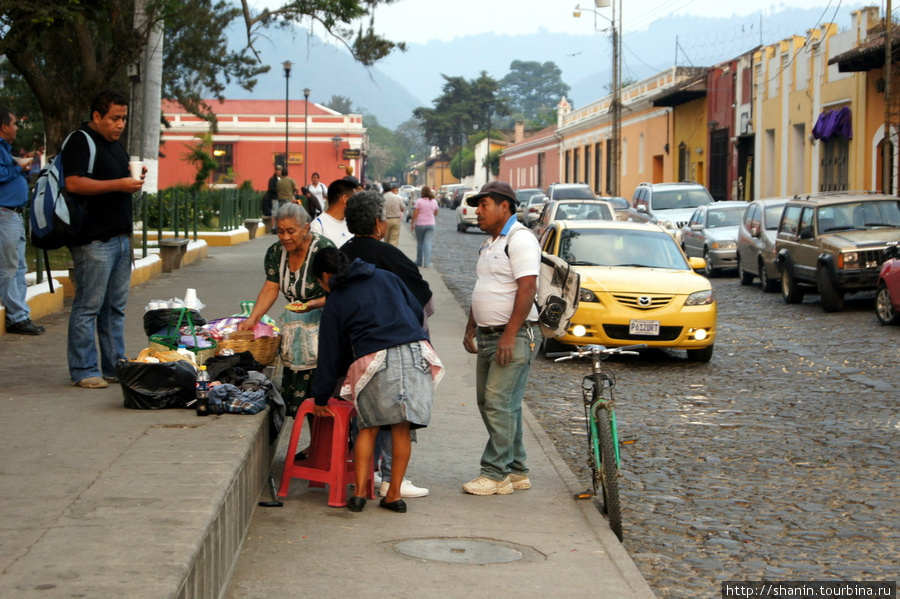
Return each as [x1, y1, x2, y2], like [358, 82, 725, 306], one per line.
[594, 405, 623, 541]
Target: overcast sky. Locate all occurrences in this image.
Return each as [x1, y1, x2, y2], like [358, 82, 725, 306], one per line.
[246, 0, 855, 44]
[370, 0, 849, 43]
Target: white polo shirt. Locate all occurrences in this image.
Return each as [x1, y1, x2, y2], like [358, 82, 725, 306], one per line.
[471, 216, 540, 327]
[310, 212, 351, 248]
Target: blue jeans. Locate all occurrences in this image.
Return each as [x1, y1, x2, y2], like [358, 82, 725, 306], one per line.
[68, 236, 132, 382]
[475, 325, 539, 481]
[0, 208, 30, 324]
[414, 224, 435, 267]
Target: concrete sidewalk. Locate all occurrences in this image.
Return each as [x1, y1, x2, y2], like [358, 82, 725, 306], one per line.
[0, 226, 654, 598]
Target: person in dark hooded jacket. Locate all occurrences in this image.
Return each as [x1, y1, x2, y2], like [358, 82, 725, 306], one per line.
[309, 248, 442, 514]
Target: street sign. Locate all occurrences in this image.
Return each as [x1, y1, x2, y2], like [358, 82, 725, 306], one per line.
[342, 149, 360, 159]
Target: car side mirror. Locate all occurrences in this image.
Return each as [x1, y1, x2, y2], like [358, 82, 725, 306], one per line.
[799, 227, 814, 240]
[749, 225, 760, 238]
[690, 224, 703, 231]
[636, 205, 648, 214]
[688, 256, 706, 271]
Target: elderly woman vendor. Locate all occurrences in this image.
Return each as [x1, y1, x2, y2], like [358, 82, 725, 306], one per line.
[238, 202, 335, 415]
[310, 248, 442, 513]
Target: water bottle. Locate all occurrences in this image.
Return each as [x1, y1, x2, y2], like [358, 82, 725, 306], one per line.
[195, 365, 210, 416]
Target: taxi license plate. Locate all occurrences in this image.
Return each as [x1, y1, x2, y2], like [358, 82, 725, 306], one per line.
[629, 319, 660, 336]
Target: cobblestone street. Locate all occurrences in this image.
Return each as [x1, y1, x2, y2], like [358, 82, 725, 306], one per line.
[430, 208, 899, 598]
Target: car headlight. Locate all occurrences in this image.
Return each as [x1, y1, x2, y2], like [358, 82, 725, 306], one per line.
[579, 288, 599, 303]
[685, 289, 715, 305]
[838, 251, 858, 269]
[711, 240, 736, 250]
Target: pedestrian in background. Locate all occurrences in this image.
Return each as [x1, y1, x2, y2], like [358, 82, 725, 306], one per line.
[381, 182, 405, 246]
[264, 165, 280, 217]
[461, 181, 541, 496]
[0, 107, 44, 336]
[410, 185, 439, 268]
[63, 90, 144, 389]
[308, 172, 327, 211]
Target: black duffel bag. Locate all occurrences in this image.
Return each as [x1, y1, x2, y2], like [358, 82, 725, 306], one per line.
[116, 359, 197, 410]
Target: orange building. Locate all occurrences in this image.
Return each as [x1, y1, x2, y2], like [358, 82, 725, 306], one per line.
[158, 99, 367, 191]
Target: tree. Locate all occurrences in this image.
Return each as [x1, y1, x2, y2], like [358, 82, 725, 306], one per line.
[0, 0, 404, 153]
[0, 59, 43, 151]
[413, 72, 509, 157]
[324, 95, 354, 114]
[499, 60, 570, 129]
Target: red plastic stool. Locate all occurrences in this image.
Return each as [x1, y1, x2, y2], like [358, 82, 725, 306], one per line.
[278, 398, 374, 507]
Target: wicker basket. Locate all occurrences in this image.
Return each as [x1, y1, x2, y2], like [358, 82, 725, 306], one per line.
[148, 341, 218, 366]
[215, 334, 281, 366]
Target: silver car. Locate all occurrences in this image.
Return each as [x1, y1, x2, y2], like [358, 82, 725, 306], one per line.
[736, 197, 788, 291]
[680, 201, 747, 277]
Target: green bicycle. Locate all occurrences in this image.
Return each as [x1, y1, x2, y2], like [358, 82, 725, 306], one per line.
[547, 343, 646, 541]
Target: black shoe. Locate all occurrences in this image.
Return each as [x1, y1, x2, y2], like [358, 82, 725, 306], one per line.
[6, 319, 44, 335]
[379, 498, 407, 513]
[347, 496, 366, 512]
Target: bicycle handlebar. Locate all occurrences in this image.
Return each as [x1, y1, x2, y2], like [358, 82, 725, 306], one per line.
[547, 344, 648, 361]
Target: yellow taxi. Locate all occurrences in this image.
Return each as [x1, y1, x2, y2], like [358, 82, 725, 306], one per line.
[538, 220, 717, 361]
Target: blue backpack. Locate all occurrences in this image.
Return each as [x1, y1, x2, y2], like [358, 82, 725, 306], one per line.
[29, 130, 96, 293]
[29, 130, 95, 251]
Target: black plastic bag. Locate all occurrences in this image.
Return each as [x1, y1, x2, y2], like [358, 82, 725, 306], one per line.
[116, 359, 197, 410]
[142, 308, 207, 337]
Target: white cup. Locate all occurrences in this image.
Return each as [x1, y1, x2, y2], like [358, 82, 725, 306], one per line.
[129, 160, 144, 179]
[184, 288, 198, 309]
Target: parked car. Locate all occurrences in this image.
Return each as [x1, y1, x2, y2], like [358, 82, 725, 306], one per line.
[604, 196, 630, 221]
[515, 188, 543, 222]
[736, 197, 789, 291]
[522, 193, 548, 227]
[875, 244, 900, 325]
[546, 183, 595, 201]
[774, 192, 900, 311]
[456, 191, 480, 232]
[538, 220, 717, 361]
[680, 201, 747, 277]
[628, 181, 714, 241]
[532, 199, 614, 239]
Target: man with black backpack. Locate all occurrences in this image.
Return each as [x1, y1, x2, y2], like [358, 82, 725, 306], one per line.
[461, 181, 541, 496]
[0, 107, 44, 335]
[62, 90, 144, 389]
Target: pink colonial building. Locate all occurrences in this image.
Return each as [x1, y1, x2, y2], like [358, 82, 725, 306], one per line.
[158, 99, 367, 191]
[499, 120, 561, 193]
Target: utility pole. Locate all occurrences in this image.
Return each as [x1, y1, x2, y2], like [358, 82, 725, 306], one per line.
[883, 0, 893, 194]
[610, 0, 622, 197]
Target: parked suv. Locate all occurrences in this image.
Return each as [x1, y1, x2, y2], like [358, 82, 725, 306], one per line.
[546, 183, 595, 202]
[774, 192, 900, 312]
[628, 182, 714, 241]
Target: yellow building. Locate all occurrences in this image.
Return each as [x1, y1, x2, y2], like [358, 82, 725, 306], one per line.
[753, 7, 883, 197]
[557, 67, 705, 198]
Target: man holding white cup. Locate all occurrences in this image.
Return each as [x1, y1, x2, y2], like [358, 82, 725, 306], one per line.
[62, 90, 145, 389]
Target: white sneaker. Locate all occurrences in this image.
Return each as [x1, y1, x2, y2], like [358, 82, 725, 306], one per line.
[373, 471, 382, 486]
[509, 473, 531, 490]
[378, 479, 430, 498]
[462, 475, 514, 496]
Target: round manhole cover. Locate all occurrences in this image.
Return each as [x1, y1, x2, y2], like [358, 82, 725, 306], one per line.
[393, 538, 524, 564]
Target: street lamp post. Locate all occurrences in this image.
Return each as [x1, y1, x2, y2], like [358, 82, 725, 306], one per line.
[332, 134, 343, 160]
[282, 61, 292, 172]
[303, 87, 310, 186]
[574, 0, 621, 196]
